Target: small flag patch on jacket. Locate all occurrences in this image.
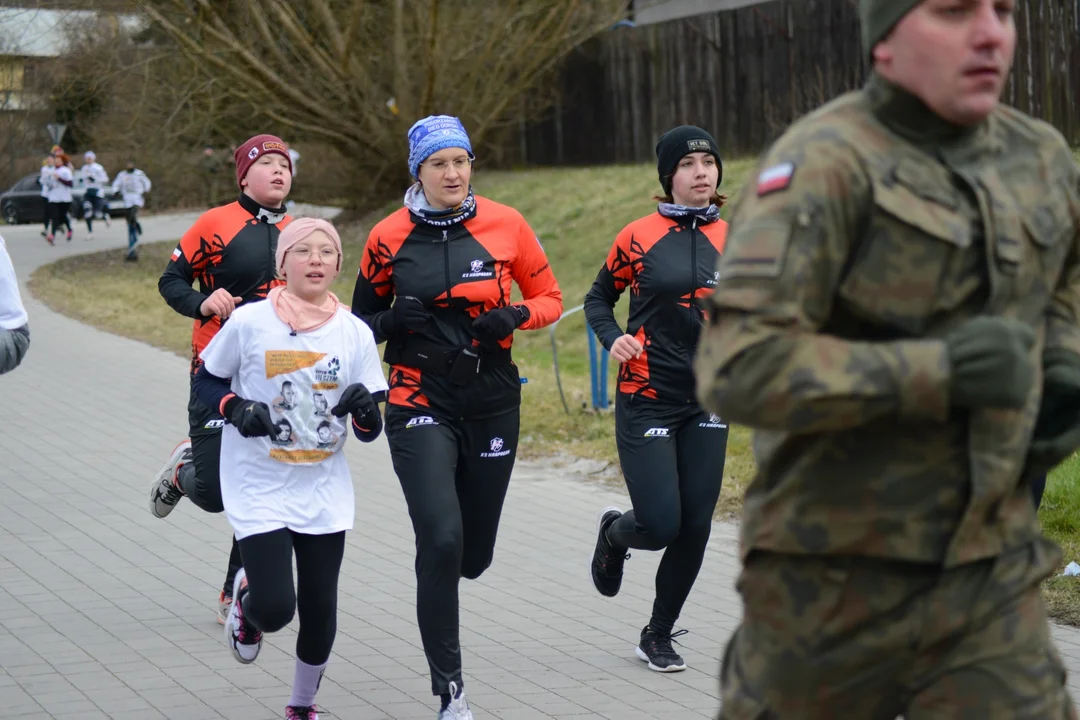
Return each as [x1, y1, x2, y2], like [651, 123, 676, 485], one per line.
[757, 162, 795, 196]
[172, 247, 182, 260]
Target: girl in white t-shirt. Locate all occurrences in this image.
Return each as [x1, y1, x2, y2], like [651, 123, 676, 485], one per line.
[192, 217, 388, 720]
[45, 153, 74, 244]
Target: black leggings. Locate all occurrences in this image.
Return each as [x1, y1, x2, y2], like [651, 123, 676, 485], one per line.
[607, 392, 729, 635]
[385, 404, 519, 696]
[48, 201, 71, 236]
[177, 381, 242, 594]
[237, 529, 346, 665]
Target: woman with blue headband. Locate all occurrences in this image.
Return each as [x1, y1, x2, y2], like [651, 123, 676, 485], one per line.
[352, 115, 564, 720]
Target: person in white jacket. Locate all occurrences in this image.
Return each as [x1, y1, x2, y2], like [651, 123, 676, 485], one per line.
[79, 151, 111, 240]
[46, 153, 74, 245]
[111, 160, 152, 261]
[0, 235, 29, 374]
[39, 156, 54, 237]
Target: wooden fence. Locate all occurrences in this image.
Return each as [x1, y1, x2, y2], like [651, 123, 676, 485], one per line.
[516, 0, 1080, 166]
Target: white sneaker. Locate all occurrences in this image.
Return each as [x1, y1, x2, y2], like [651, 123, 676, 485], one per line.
[438, 682, 473, 720]
[224, 568, 262, 664]
[148, 440, 190, 518]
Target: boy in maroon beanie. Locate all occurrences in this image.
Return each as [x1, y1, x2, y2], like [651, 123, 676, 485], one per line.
[148, 133, 294, 629]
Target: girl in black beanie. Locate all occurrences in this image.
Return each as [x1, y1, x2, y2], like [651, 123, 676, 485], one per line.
[584, 124, 730, 673]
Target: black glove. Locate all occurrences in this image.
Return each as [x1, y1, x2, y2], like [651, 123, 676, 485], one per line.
[377, 296, 429, 338]
[332, 382, 378, 429]
[1026, 348, 1080, 473]
[472, 306, 527, 344]
[225, 397, 277, 438]
[945, 316, 1036, 409]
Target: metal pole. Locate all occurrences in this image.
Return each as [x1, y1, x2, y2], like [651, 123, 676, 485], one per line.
[548, 303, 585, 415]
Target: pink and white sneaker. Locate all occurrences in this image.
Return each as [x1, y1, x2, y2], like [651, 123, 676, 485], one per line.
[223, 568, 262, 664]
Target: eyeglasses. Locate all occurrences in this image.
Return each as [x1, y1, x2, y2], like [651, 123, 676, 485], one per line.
[422, 157, 472, 173]
[288, 247, 339, 262]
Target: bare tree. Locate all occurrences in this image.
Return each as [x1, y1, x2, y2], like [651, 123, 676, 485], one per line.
[136, 0, 628, 203]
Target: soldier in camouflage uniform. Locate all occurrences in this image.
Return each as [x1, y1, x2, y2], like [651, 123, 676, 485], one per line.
[694, 0, 1080, 717]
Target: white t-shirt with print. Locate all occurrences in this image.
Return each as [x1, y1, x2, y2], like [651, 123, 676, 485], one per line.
[199, 300, 389, 540]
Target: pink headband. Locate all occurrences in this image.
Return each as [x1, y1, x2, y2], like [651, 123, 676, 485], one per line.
[276, 218, 342, 276]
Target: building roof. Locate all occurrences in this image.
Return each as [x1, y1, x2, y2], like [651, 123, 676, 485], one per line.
[0, 7, 142, 58]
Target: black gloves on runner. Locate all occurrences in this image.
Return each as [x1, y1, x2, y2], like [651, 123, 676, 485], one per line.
[224, 397, 277, 438]
[944, 316, 1036, 409]
[1026, 348, 1080, 473]
[332, 383, 380, 430]
[377, 296, 429, 338]
[472, 305, 528, 344]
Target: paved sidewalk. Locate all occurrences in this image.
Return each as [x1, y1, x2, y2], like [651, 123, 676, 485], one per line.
[2, 211, 1080, 719]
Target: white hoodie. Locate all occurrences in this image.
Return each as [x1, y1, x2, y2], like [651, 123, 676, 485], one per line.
[111, 168, 151, 208]
[79, 162, 110, 192]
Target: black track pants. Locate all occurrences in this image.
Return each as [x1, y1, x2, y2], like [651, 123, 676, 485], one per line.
[607, 392, 729, 635]
[176, 378, 242, 595]
[385, 404, 519, 696]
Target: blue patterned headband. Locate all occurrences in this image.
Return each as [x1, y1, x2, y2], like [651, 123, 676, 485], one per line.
[407, 115, 474, 178]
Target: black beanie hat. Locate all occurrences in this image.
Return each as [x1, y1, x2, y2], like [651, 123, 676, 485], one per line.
[655, 125, 723, 196]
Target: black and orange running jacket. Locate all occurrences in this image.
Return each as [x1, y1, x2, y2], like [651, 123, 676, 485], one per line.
[585, 209, 727, 403]
[351, 196, 562, 412]
[158, 194, 292, 373]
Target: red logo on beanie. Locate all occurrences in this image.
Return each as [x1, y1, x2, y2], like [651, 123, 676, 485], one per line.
[262, 141, 287, 153]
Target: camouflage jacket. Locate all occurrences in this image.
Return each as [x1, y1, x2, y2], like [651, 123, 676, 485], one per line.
[694, 73, 1080, 567]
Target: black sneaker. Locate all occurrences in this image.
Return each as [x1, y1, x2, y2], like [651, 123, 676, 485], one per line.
[636, 626, 689, 672]
[591, 506, 629, 597]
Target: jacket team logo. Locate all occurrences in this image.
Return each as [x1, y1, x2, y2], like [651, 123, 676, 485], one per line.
[463, 259, 493, 279]
[481, 436, 511, 458]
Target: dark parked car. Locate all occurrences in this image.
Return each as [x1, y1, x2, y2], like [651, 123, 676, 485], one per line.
[1, 173, 126, 225]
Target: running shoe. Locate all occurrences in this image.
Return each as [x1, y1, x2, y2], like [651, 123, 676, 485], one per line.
[636, 626, 689, 672]
[148, 440, 191, 518]
[438, 681, 473, 720]
[217, 591, 233, 626]
[224, 568, 262, 664]
[285, 705, 319, 720]
[590, 506, 629, 597]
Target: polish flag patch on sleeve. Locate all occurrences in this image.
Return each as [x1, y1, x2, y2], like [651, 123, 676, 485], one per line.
[756, 162, 796, 196]
[171, 247, 182, 260]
